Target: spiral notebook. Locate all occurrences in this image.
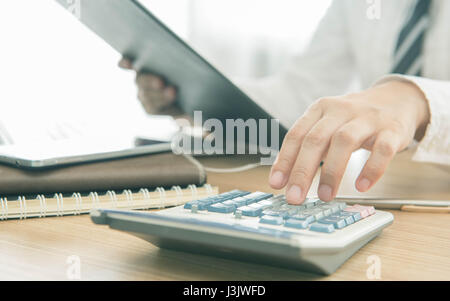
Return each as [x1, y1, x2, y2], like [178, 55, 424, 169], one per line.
[0, 184, 217, 220]
[0, 152, 218, 220]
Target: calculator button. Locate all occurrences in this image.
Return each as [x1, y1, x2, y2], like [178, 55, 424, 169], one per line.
[257, 200, 277, 210]
[285, 218, 309, 229]
[343, 215, 355, 225]
[261, 209, 289, 219]
[320, 203, 341, 214]
[279, 204, 301, 214]
[208, 203, 234, 214]
[310, 223, 335, 233]
[248, 203, 265, 210]
[339, 211, 362, 222]
[222, 200, 237, 210]
[231, 197, 248, 207]
[243, 192, 264, 205]
[319, 217, 347, 229]
[289, 214, 315, 224]
[319, 207, 333, 216]
[184, 201, 198, 210]
[237, 206, 262, 217]
[303, 209, 325, 221]
[260, 215, 284, 225]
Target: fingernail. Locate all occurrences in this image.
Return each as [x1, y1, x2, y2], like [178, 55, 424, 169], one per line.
[286, 185, 302, 203]
[357, 178, 371, 192]
[269, 171, 285, 187]
[119, 59, 131, 69]
[318, 184, 333, 202]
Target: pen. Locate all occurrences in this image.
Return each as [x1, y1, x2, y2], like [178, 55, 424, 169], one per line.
[333, 196, 450, 213]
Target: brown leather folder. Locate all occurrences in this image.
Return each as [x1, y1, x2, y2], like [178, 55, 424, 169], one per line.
[0, 153, 206, 195]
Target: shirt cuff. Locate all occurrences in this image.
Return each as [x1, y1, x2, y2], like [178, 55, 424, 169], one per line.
[373, 74, 450, 166]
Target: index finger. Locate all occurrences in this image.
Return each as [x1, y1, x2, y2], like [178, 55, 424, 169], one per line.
[269, 105, 322, 189]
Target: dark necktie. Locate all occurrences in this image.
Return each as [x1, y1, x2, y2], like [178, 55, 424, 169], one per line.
[392, 0, 432, 76]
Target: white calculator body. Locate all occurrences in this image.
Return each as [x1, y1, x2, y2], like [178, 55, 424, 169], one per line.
[91, 190, 393, 275]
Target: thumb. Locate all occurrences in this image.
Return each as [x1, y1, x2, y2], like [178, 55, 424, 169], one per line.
[118, 57, 134, 70]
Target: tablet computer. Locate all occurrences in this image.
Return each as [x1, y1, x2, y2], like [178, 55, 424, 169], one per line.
[55, 0, 287, 147]
[0, 115, 179, 168]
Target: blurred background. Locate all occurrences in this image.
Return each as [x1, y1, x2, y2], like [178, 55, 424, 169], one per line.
[0, 0, 331, 123]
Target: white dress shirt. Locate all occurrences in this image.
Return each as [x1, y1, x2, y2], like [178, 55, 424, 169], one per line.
[237, 0, 450, 166]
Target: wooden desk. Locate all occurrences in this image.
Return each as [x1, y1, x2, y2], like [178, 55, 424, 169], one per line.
[0, 149, 449, 280]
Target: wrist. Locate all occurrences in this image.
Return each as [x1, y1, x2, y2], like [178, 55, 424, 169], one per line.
[385, 80, 430, 141]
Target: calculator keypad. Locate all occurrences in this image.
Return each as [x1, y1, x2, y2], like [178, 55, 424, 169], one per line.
[184, 191, 375, 233]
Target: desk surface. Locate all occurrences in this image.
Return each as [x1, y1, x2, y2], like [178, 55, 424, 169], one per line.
[0, 150, 449, 280]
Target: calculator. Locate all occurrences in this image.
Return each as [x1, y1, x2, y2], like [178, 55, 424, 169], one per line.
[91, 190, 394, 275]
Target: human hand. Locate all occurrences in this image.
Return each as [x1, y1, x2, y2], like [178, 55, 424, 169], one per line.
[118, 57, 177, 115]
[269, 80, 430, 204]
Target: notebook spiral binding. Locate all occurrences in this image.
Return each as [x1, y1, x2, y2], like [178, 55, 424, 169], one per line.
[0, 184, 217, 221]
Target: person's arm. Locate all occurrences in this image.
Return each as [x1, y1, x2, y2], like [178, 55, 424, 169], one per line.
[237, 0, 356, 129]
[374, 75, 450, 166]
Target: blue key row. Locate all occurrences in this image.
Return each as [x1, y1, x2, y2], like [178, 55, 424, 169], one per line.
[222, 192, 275, 216]
[184, 190, 251, 210]
[260, 209, 363, 233]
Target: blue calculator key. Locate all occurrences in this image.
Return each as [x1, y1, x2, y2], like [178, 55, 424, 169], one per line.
[244, 192, 273, 205]
[333, 201, 347, 210]
[285, 218, 309, 229]
[238, 206, 262, 217]
[197, 203, 210, 211]
[222, 200, 237, 209]
[352, 212, 362, 221]
[254, 193, 273, 201]
[263, 209, 292, 219]
[303, 209, 325, 221]
[208, 203, 234, 214]
[231, 197, 247, 207]
[216, 195, 236, 202]
[319, 217, 347, 229]
[343, 215, 355, 225]
[198, 199, 216, 208]
[257, 200, 276, 210]
[261, 209, 287, 219]
[318, 207, 333, 216]
[331, 213, 355, 225]
[222, 200, 235, 205]
[248, 203, 265, 210]
[279, 204, 300, 212]
[289, 214, 315, 224]
[310, 223, 335, 233]
[184, 201, 199, 210]
[319, 204, 341, 214]
[185, 197, 216, 209]
[260, 215, 284, 225]
[340, 211, 362, 222]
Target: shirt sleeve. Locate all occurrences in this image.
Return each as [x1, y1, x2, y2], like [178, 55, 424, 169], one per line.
[374, 74, 450, 166]
[233, 0, 356, 129]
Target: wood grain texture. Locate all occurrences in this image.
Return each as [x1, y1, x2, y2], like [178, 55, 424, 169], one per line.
[0, 149, 449, 280]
